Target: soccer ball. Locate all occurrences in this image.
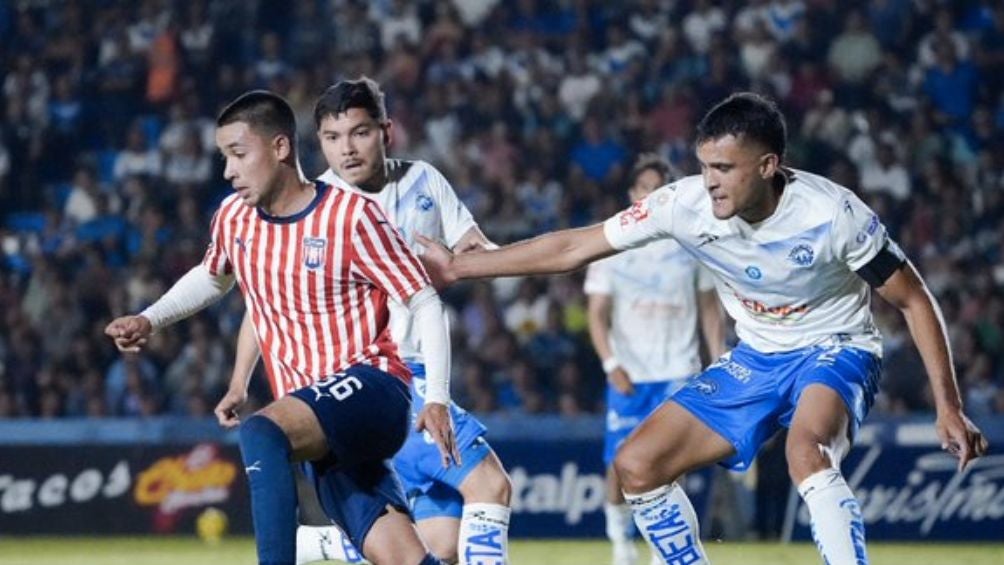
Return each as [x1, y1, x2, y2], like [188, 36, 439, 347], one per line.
[196, 507, 228, 544]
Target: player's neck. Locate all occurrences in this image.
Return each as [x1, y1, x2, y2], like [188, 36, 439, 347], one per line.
[738, 171, 788, 225]
[260, 171, 315, 217]
[356, 161, 389, 193]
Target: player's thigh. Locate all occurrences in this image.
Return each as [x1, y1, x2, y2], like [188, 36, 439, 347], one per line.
[456, 446, 511, 505]
[615, 399, 735, 489]
[257, 395, 328, 461]
[785, 383, 852, 483]
[416, 516, 461, 563]
[362, 505, 430, 565]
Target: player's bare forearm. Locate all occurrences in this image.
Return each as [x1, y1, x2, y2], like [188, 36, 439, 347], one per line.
[876, 263, 960, 411]
[230, 311, 261, 393]
[699, 290, 727, 360]
[451, 225, 495, 254]
[443, 224, 616, 280]
[586, 294, 616, 362]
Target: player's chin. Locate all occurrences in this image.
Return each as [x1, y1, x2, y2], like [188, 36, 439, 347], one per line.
[711, 200, 734, 219]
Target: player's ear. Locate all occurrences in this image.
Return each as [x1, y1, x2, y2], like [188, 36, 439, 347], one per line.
[759, 152, 780, 180]
[381, 120, 394, 149]
[274, 133, 293, 161]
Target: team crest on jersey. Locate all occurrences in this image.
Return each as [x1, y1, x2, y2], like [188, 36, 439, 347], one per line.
[416, 193, 434, 212]
[303, 237, 327, 270]
[788, 244, 815, 267]
[689, 378, 718, 395]
[745, 265, 763, 280]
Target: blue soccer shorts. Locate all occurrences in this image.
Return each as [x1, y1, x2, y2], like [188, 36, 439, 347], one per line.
[604, 379, 690, 466]
[289, 364, 412, 549]
[671, 343, 881, 472]
[393, 362, 493, 520]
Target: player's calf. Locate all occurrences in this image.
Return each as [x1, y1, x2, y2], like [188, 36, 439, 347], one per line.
[240, 414, 299, 565]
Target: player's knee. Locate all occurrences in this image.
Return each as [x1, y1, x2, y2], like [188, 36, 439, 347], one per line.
[785, 438, 832, 484]
[480, 467, 512, 506]
[613, 448, 658, 494]
[426, 538, 458, 564]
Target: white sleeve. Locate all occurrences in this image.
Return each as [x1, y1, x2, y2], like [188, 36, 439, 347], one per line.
[583, 257, 614, 295]
[140, 264, 235, 330]
[697, 265, 716, 292]
[602, 184, 677, 251]
[426, 164, 477, 248]
[831, 190, 900, 271]
[407, 286, 451, 405]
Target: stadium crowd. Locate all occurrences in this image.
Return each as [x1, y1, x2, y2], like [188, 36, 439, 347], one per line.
[0, 0, 1003, 421]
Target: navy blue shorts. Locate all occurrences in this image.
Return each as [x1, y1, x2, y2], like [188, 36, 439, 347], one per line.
[289, 364, 412, 549]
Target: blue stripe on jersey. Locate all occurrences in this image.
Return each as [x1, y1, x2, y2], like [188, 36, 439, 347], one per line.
[757, 221, 832, 254]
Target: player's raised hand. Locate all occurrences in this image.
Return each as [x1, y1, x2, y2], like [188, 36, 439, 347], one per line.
[214, 386, 248, 428]
[415, 235, 457, 289]
[416, 402, 461, 468]
[936, 408, 989, 471]
[608, 367, 635, 395]
[104, 315, 153, 352]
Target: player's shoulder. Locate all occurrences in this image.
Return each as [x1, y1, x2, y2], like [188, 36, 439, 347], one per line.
[215, 193, 246, 218]
[661, 174, 708, 213]
[787, 168, 858, 208]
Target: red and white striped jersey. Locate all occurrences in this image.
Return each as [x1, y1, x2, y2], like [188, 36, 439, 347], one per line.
[202, 180, 430, 398]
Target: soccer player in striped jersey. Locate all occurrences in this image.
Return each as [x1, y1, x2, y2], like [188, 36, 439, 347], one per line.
[106, 90, 454, 565]
[418, 93, 988, 565]
[283, 78, 511, 565]
[585, 154, 726, 565]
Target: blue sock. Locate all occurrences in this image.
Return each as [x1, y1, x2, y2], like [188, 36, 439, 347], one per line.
[419, 554, 443, 565]
[239, 415, 297, 565]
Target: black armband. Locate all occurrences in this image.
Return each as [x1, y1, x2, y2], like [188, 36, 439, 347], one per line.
[855, 242, 907, 288]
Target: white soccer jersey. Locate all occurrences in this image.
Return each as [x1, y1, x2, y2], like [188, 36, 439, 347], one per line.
[603, 169, 899, 356]
[584, 239, 715, 383]
[202, 180, 429, 398]
[319, 159, 477, 360]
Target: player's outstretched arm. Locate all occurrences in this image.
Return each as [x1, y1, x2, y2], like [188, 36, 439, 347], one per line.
[407, 286, 462, 467]
[876, 261, 989, 470]
[104, 264, 235, 352]
[451, 225, 496, 254]
[418, 223, 617, 286]
[215, 312, 260, 428]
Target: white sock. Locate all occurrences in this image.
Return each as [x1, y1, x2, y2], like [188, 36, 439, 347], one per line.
[295, 525, 367, 564]
[624, 483, 709, 565]
[458, 503, 510, 565]
[797, 469, 869, 565]
[605, 502, 637, 562]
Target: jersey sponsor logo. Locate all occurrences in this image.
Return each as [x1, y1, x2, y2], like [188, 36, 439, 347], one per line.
[733, 291, 811, 322]
[303, 237, 327, 270]
[618, 200, 650, 226]
[416, 193, 434, 212]
[788, 244, 815, 267]
[745, 265, 763, 280]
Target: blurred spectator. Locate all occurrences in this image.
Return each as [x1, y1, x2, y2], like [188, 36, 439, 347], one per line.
[0, 0, 1001, 420]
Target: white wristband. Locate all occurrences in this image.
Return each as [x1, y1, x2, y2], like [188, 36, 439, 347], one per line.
[602, 357, 621, 374]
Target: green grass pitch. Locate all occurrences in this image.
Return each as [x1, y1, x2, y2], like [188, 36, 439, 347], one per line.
[1, 537, 1002, 565]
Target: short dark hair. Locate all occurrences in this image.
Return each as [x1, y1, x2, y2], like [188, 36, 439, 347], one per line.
[217, 90, 297, 149]
[696, 92, 787, 159]
[314, 77, 387, 127]
[628, 153, 673, 186]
